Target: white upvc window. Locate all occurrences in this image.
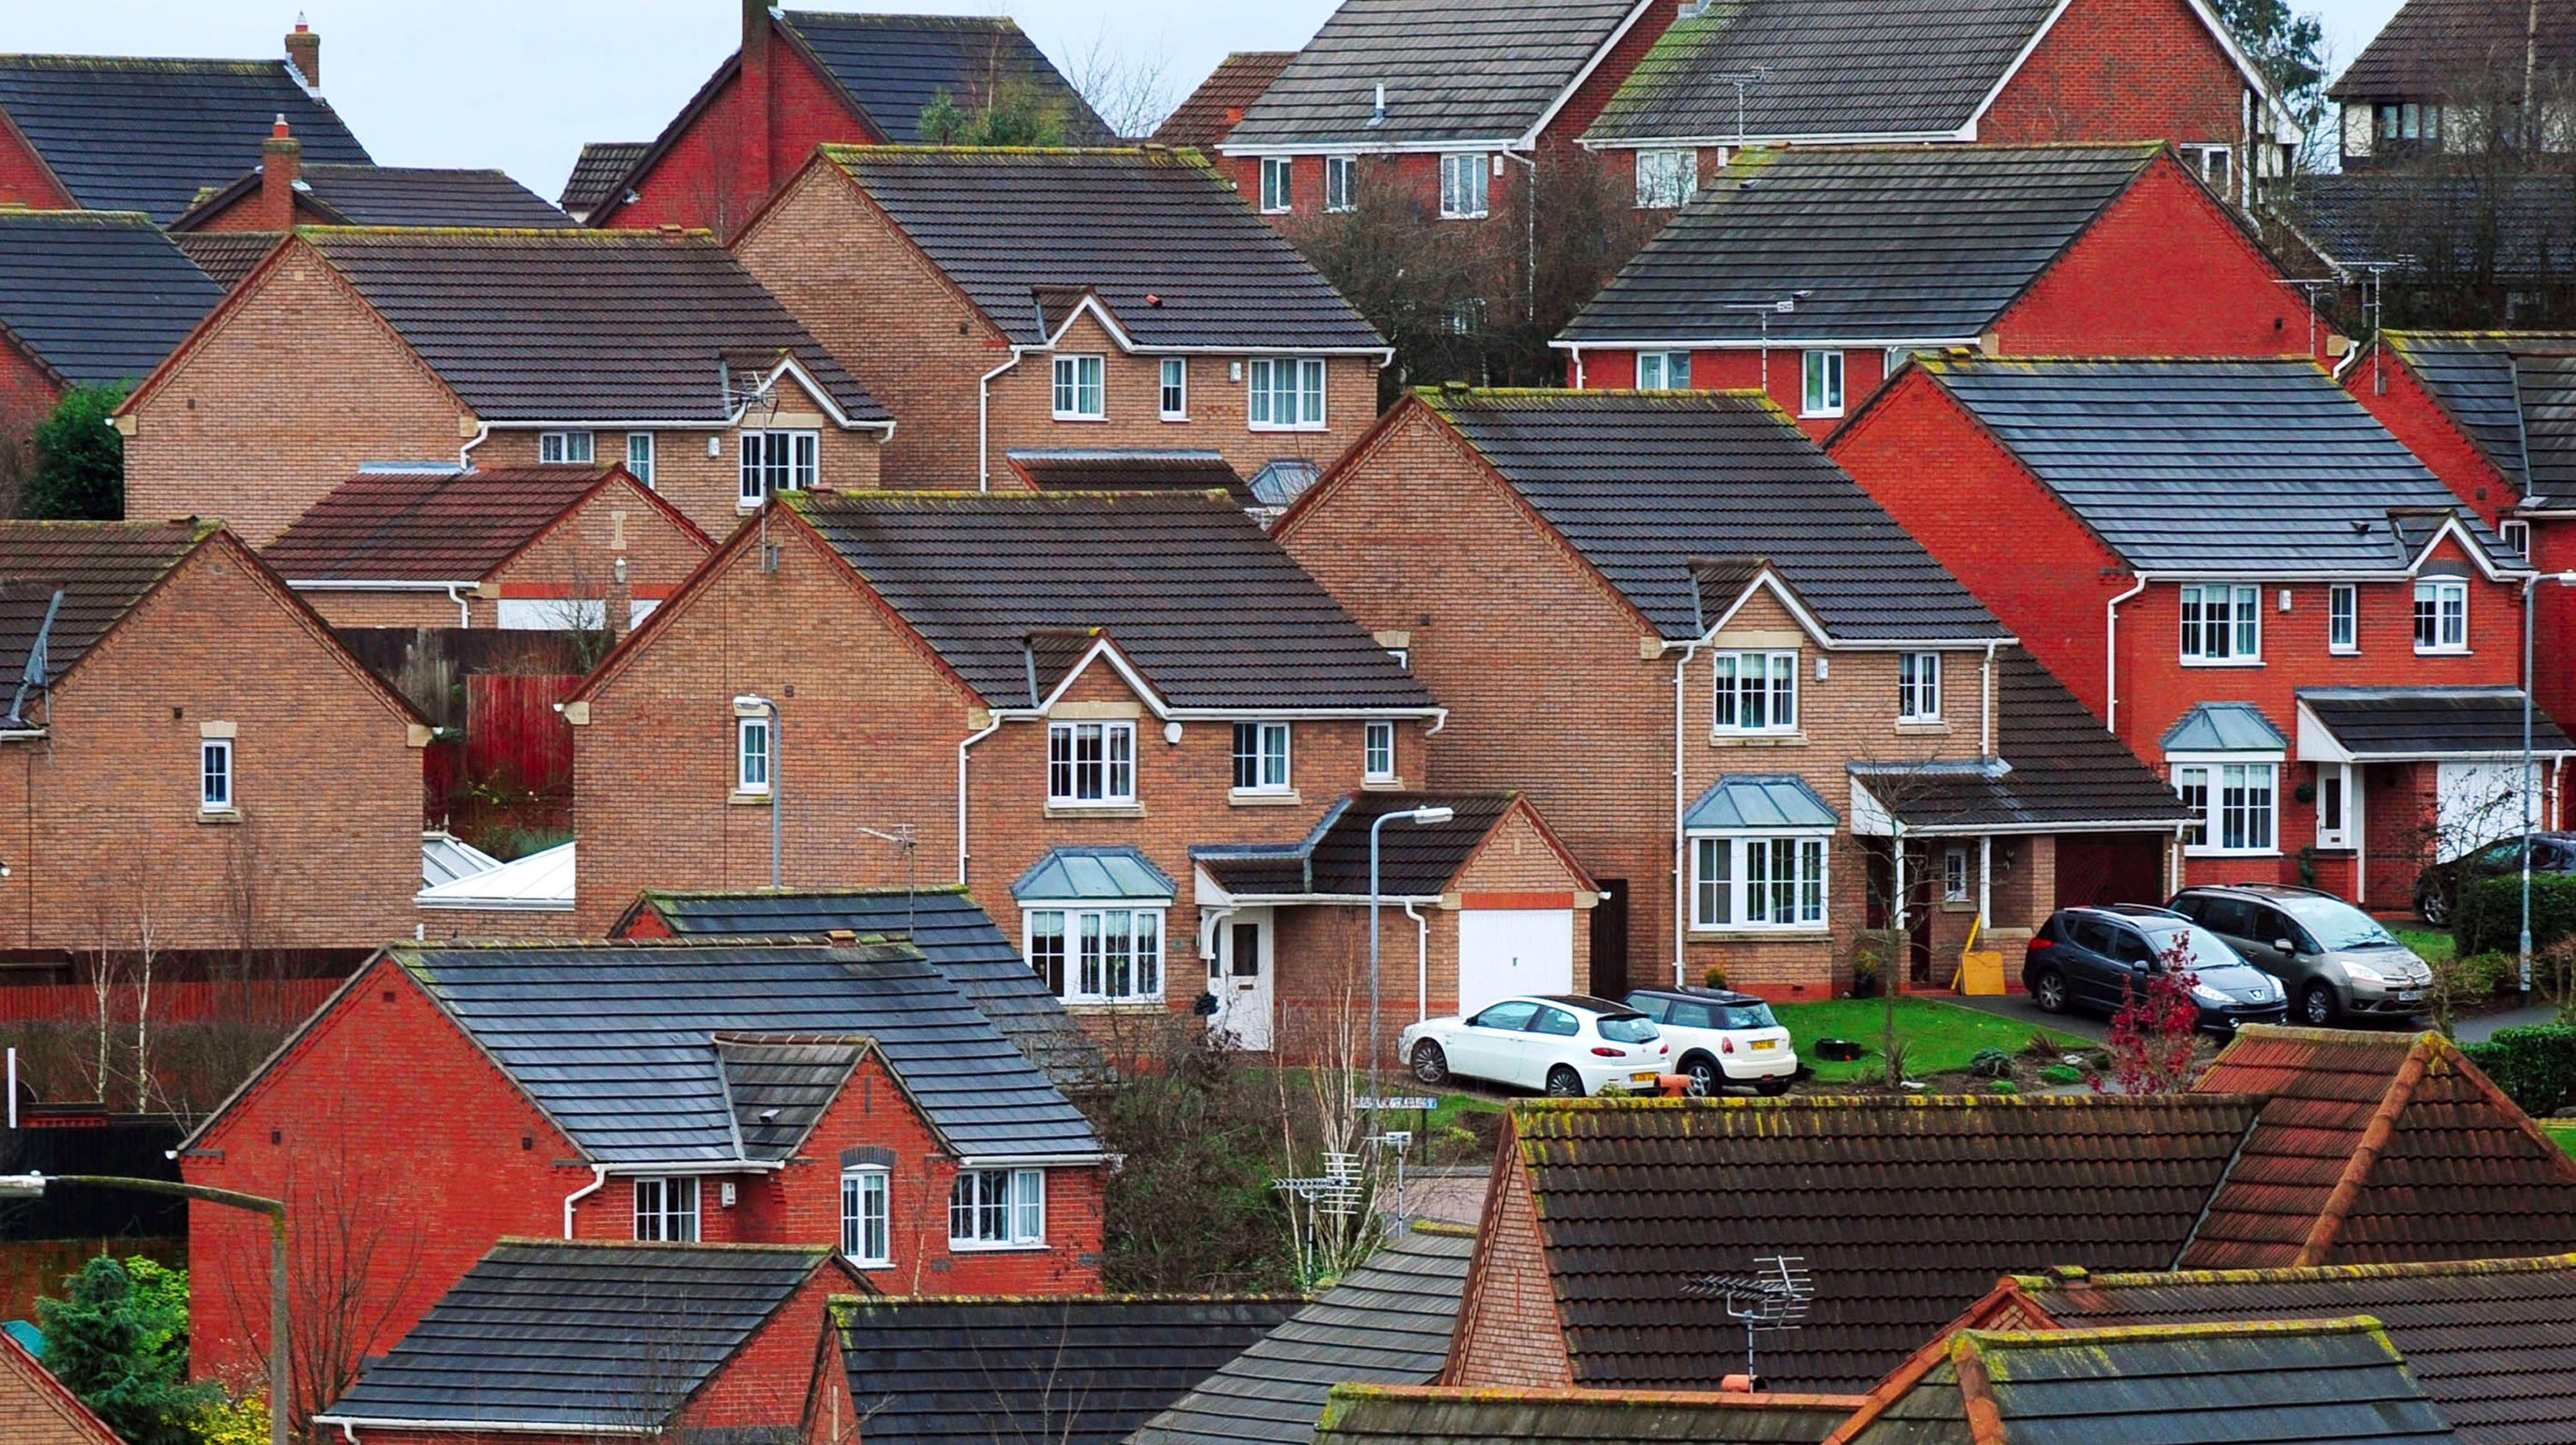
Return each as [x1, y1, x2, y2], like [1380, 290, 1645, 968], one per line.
[1712, 650, 1797, 733]
[199, 738, 233, 813]
[1898, 651, 1941, 721]
[2179, 583, 2261, 663]
[1942, 845, 1970, 902]
[736, 714, 772, 796]
[1052, 354, 1105, 420]
[1159, 358, 1188, 420]
[2328, 583, 2357, 653]
[539, 430, 594, 464]
[949, 1167, 1045, 1248]
[1801, 350, 1844, 417]
[1260, 156, 1293, 213]
[1248, 357, 1326, 431]
[1689, 834, 1829, 931]
[1635, 147, 1697, 208]
[2413, 578, 2468, 652]
[841, 1167, 891, 1267]
[1637, 351, 1691, 391]
[1364, 720, 1396, 782]
[738, 428, 817, 504]
[1232, 721, 1292, 793]
[1027, 907, 1164, 1003]
[2175, 760, 2279, 855]
[1325, 155, 1356, 213]
[1439, 152, 1489, 219]
[2501, 519, 2531, 557]
[620, 432, 654, 489]
[1047, 719, 1135, 805]
[633, 1176, 700, 1241]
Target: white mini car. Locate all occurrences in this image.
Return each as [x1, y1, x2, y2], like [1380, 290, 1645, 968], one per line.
[1622, 987, 1797, 1095]
[1399, 994, 1669, 1097]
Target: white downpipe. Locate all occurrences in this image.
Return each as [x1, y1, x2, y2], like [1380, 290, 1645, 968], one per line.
[2104, 576, 2148, 734]
[457, 419, 489, 472]
[1978, 834, 1993, 932]
[1980, 640, 2000, 757]
[977, 350, 1028, 492]
[562, 1164, 608, 1238]
[1406, 901, 1429, 1021]
[1670, 639, 1705, 987]
[1571, 346, 1586, 389]
[444, 584, 471, 627]
[956, 714, 1005, 886]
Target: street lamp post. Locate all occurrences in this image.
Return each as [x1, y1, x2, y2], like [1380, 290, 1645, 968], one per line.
[1370, 805, 1456, 1084]
[0, 1174, 286, 1445]
[2522, 573, 2576, 1000]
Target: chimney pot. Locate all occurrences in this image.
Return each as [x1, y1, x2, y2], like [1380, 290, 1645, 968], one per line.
[260, 118, 303, 231]
[1721, 1374, 1763, 1393]
[283, 21, 319, 88]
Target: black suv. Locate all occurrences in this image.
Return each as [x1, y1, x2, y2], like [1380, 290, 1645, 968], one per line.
[2025, 904, 2288, 1032]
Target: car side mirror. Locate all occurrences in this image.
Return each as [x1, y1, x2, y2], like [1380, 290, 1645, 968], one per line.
[2273, 939, 2298, 954]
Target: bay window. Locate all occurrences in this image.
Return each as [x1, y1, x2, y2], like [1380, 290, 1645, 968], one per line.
[2179, 583, 2261, 662]
[1690, 834, 1829, 930]
[1046, 720, 1134, 805]
[2413, 578, 2467, 652]
[949, 1167, 1045, 1248]
[2175, 760, 2279, 855]
[1026, 907, 1164, 1003]
[1713, 650, 1797, 733]
[1248, 357, 1326, 430]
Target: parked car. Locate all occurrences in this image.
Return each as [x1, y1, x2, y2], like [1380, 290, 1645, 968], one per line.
[1623, 986, 1796, 1095]
[1401, 994, 1669, 1097]
[2024, 904, 2289, 1032]
[2414, 832, 2576, 925]
[2165, 883, 2433, 1025]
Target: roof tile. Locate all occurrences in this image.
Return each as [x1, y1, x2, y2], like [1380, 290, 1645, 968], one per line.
[0, 211, 223, 386]
[0, 54, 369, 219]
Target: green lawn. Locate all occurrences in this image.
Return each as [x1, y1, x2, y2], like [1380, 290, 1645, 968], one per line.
[1772, 997, 2093, 1084]
[2391, 925, 2455, 965]
[2550, 1124, 2576, 1161]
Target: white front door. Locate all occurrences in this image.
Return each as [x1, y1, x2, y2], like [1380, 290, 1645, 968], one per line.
[1456, 908, 1575, 1017]
[1211, 911, 1274, 1050]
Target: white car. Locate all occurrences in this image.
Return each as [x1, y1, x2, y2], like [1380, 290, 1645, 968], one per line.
[1400, 994, 1669, 1097]
[1623, 987, 1797, 1095]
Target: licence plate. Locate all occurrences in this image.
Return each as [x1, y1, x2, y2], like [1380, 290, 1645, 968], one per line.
[1630, 1072, 1660, 1085]
[1749, 1039, 1778, 1050]
[2397, 990, 2423, 1001]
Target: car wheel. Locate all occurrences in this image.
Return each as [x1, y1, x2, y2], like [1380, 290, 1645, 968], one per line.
[2300, 981, 2339, 1026]
[1544, 1065, 1585, 1098]
[1755, 1075, 1791, 1097]
[1410, 1041, 1449, 1086]
[2418, 879, 2450, 928]
[2031, 968, 2069, 1014]
[1680, 1055, 1719, 1097]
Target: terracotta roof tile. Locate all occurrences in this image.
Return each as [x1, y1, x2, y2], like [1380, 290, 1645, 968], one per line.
[261, 464, 701, 583]
[1153, 52, 1295, 147]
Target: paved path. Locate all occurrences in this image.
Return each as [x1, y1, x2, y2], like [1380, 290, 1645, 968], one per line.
[1939, 990, 2111, 1042]
[2454, 1003, 2561, 1042]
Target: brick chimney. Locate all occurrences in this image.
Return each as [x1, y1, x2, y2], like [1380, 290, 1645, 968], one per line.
[738, 0, 775, 209]
[261, 116, 301, 231]
[283, 19, 319, 89]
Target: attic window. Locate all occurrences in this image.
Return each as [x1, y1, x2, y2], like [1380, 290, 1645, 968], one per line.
[539, 431, 594, 464]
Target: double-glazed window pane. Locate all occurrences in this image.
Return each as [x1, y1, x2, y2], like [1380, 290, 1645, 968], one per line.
[1326, 156, 1356, 213]
[625, 431, 654, 487]
[634, 1176, 698, 1241]
[2180, 584, 2260, 660]
[1365, 721, 1395, 780]
[739, 429, 817, 503]
[1249, 358, 1326, 428]
[2414, 579, 2466, 649]
[1899, 651, 1940, 720]
[2177, 763, 2276, 852]
[1693, 837, 1730, 928]
[1047, 721, 1133, 804]
[1635, 149, 1695, 208]
[1440, 153, 1488, 217]
[2329, 584, 2356, 650]
[1050, 908, 1162, 1002]
[1691, 835, 1825, 929]
[1713, 651, 1796, 732]
[841, 1170, 889, 1265]
[1638, 351, 1690, 390]
[737, 716, 771, 794]
[541, 430, 593, 464]
[949, 1167, 1044, 1246]
[1231, 721, 1289, 791]
[1801, 350, 1844, 414]
[1159, 358, 1186, 418]
[1260, 157, 1292, 213]
[1052, 355, 1105, 419]
[200, 739, 232, 810]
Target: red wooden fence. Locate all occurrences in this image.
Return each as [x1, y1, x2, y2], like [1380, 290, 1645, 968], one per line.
[465, 673, 580, 796]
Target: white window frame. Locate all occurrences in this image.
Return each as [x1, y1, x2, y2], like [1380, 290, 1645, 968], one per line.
[1637, 351, 1691, 391]
[841, 1167, 891, 1267]
[624, 431, 654, 487]
[1942, 845, 1970, 902]
[737, 714, 772, 796]
[539, 430, 594, 464]
[1439, 152, 1489, 219]
[1248, 357, 1326, 431]
[2179, 582, 2262, 664]
[1688, 833, 1830, 932]
[2328, 583, 2357, 653]
[2173, 757, 2281, 856]
[199, 738, 233, 813]
[1052, 354, 1106, 420]
[1159, 358, 1187, 421]
[1046, 719, 1135, 806]
[1231, 721, 1292, 794]
[1800, 350, 1844, 418]
[2413, 578, 2469, 653]
[1026, 907, 1166, 1003]
[1325, 155, 1356, 213]
[1364, 720, 1396, 782]
[1260, 156, 1293, 214]
[1635, 148, 1696, 208]
[949, 1167, 1045, 1249]
[1898, 651, 1942, 721]
[2501, 519, 2531, 557]
[633, 1176, 700, 1241]
[1712, 650, 1798, 735]
[738, 428, 817, 505]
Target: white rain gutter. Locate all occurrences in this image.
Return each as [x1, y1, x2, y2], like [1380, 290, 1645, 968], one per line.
[457, 418, 490, 471]
[2104, 576, 2148, 735]
[561, 1164, 607, 1237]
[957, 713, 1005, 886]
[977, 349, 1030, 492]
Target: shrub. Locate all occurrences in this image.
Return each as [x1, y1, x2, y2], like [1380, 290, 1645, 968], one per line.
[1989, 1079, 2020, 1095]
[1702, 964, 1730, 989]
[23, 381, 127, 519]
[2090, 930, 2204, 1094]
[2455, 872, 2576, 958]
[2464, 1024, 2576, 1118]
[37, 1256, 218, 1445]
[1969, 1047, 2015, 1079]
[2041, 1064, 2084, 1085]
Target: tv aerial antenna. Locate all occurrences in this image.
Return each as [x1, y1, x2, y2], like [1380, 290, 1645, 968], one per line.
[1685, 1253, 1814, 1383]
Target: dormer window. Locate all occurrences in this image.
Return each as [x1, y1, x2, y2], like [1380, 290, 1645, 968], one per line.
[1052, 355, 1105, 420]
[2413, 578, 2468, 653]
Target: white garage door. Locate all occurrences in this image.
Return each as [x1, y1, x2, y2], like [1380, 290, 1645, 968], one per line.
[2435, 762, 2537, 861]
[1457, 908, 1574, 1017]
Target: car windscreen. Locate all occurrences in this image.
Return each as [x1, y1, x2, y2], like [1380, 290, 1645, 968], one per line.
[1594, 1013, 1658, 1043]
[1715, 1002, 1777, 1029]
[2272, 894, 2401, 950]
[2140, 922, 2248, 972]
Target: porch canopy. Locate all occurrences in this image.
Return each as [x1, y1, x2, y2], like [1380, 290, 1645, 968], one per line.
[2298, 685, 2576, 853]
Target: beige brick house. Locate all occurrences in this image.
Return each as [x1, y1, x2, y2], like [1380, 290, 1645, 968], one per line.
[732, 146, 1388, 495]
[115, 226, 891, 545]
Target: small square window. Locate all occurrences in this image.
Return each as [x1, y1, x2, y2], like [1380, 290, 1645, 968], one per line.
[1637, 351, 1691, 391]
[1052, 354, 1105, 420]
[1260, 157, 1293, 214]
[1800, 350, 1844, 417]
[539, 430, 594, 464]
[1325, 156, 1356, 213]
[625, 431, 654, 488]
[633, 1176, 699, 1241]
[1634, 148, 1696, 208]
[1159, 358, 1188, 420]
[1232, 721, 1292, 793]
[1364, 721, 1395, 782]
[2501, 520, 2531, 558]
[199, 738, 233, 813]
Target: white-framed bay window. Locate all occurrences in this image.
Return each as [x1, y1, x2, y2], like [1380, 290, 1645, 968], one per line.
[1690, 833, 1830, 931]
[2174, 757, 2280, 855]
[738, 428, 817, 504]
[1713, 650, 1797, 734]
[841, 1166, 891, 1267]
[1440, 152, 1490, 218]
[2179, 582, 2261, 663]
[1248, 357, 1326, 431]
[1027, 905, 1165, 1003]
[1046, 719, 1134, 805]
[2413, 577, 2468, 652]
[949, 1167, 1045, 1248]
[1052, 354, 1105, 420]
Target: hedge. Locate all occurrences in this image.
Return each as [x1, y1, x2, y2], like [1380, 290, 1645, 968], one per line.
[2464, 1025, 2576, 1119]
[2454, 872, 2576, 958]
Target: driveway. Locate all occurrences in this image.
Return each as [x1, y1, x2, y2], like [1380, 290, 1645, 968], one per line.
[1942, 990, 2109, 1042]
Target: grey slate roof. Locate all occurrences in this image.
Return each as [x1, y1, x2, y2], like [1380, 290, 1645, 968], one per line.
[1419, 389, 2005, 642]
[2275, 174, 2576, 281]
[1874, 650, 2190, 832]
[1015, 847, 1180, 902]
[838, 1296, 1302, 1445]
[1011, 448, 1256, 503]
[2164, 701, 2290, 752]
[315, 1240, 833, 1430]
[0, 211, 223, 386]
[1310, 1386, 1858, 1445]
[297, 227, 885, 425]
[821, 146, 1384, 352]
[617, 886, 1108, 1089]
[1195, 793, 1543, 899]
[781, 490, 1434, 712]
[1684, 774, 1838, 831]
[0, 54, 370, 220]
[2382, 333, 2576, 505]
[1913, 356, 2514, 573]
[1561, 145, 2162, 346]
[559, 142, 649, 216]
[1584, 0, 2062, 144]
[2328, 0, 2576, 100]
[1129, 1227, 1476, 1445]
[397, 939, 1103, 1165]
[779, 12, 1111, 144]
[2299, 687, 2575, 758]
[1223, 0, 1641, 149]
[171, 164, 574, 230]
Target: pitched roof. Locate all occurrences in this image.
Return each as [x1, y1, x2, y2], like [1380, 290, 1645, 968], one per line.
[816, 146, 1384, 352]
[1309, 1385, 1861, 1445]
[2009, 1254, 2576, 1445]
[1872, 650, 2191, 833]
[1010, 448, 1257, 503]
[168, 230, 279, 289]
[2329, 0, 2576, 99]
[617, 886, 1107, 1089]
[283, 227, 885, 425]
[1153, 52, 1297, 147]
[314, 1240, 835, 1430]
[1015, 845, 1179, 902]
[2274, 174, 2576, 281]
[1412, 389, 2004, 642]
[559, 141, 649, 215]
[1560, 146, 2165, 346]
[2381, 332, 2576, 505]
[838, 1295, 1302, 1445]
[171, 163, 574, 231]
[2299, 686, 2575, 759]
[0, 520, 222, 703]
[393, 939, 1104, 1165]
[1685, 774, 1839, 831]
[0, 54, 369, 220]
[777, 12, 1112, 145]
[0, 1329, 122, 1445]
[779, 490, 1434, 713]
[2163, 700, 2290, 753]
[2182, 1026, 2576, 1270]
[1908, 356, 2513, 574]
[0, 211, 224, 386]
[1195, 792, 1574, 900]
[261, 464, 706, 584]
[1130, 1227, 1479, 1445]
[1224, 0, 1643, 149]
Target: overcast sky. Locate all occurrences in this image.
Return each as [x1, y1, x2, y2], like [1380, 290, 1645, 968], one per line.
[13, 0, 2407, 202]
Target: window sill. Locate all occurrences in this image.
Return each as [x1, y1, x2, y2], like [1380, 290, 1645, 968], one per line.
[948, 1240, 1051, 1254]
[1438, 213, 1490, 222]
[849, 1257, 895, 1271]
[1685, 927, 1830, 941]
[1939, 899, 1978, 913]
[2183, 847, 2282, 859]
[1362, 775, 1404, 790]
[2180, 657, 2265, 668]
[1800, 409, 1846, 421]
[2328, 646, 2359, 656]
[2413, 647, 2472, 657]
[1062, 1000, 1168, 1014]
[1160, 414, 1189, 424]
[1229, 788, 1302, 807]
[1895, 719, 1949, 734]
[197, 808, 243, 825]
[1051, 415, 1109, 424]
[1044, 802, 1144, 819]
[729, 791, 773, 806]
[1710, 730, 1807, 747]
[1248, 423, 1329, 434]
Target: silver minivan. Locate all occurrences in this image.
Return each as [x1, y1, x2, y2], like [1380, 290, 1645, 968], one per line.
[2166, 883, 2432, 1025]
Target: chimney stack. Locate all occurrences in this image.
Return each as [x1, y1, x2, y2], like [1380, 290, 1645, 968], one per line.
[284, 18, 319, 89]
[740, 0, 776, 199]
[261, 116, 301, 231]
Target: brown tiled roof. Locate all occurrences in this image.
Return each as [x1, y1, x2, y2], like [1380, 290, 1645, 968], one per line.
[1152, 52, 1295, 147]
[1314, 1384, 1863, 1445]
[1008, 448, 1256, 502]
[2182, 1026, 2576, 1270]
[169, 230, 280, 289]
[0, 1329, 121, 1445]
[1197, 792, 1588, 899]
[559, 142, 649, 216]
[0, 519, 220, 703]
[171, 165, 574, 233]
[261, 464, 707, 583]
[2329, 0, 2575, 100]
[1871, 649, 2192, 833]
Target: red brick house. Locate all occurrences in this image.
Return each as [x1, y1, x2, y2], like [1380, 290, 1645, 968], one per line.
[261, 463, 712, 630]
[0, 1328, 121, 1445]
[1829, 355, 2566, 906]
[732, 146, 1389, 491]
[1557, 145, 2324, 437]
[180, 936, 1108, 1397]
[0, 520, 427, 961]
[1276, 389, 2186, 997]
[165, 119, 572, 235]
[114, 226, 890, 545]
[581, 4, 1108, 238]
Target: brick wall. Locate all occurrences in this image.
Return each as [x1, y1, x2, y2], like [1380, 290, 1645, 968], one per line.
[0, 130, 73, 211]
[0, 341, 63, 505]
[468, 403, 881, 542]
[606, 34, 875, 239]
[1978, 0, 2249, 148]
[1443, 1127, 1571, 1387]
[1575, 349, 1894, 440]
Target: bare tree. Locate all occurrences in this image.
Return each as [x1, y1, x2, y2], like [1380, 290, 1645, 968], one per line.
[1063, 24, 1176, 138]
